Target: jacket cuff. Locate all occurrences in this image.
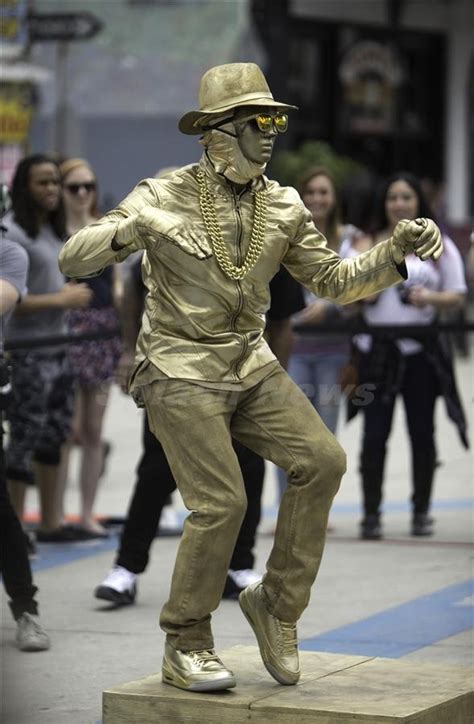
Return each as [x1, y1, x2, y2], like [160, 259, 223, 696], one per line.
[388, 240, 408, 279]
[113, 216, 138, 249]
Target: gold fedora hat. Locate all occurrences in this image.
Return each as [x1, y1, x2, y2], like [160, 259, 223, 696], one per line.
[179, 62, 298, 135]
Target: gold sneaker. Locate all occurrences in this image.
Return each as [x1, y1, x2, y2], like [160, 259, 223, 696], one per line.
[162, 641, 236, 692]
[239, 581, 300, 685]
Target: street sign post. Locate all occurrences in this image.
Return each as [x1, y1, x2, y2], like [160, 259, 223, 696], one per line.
[28, 12, 103, 42]
[26, 12, 104, 155]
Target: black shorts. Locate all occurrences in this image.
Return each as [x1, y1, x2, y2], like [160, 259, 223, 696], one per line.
[5, 350, 74, 484]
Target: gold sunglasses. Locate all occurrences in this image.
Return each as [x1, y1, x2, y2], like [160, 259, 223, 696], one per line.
[202, 112, 289, 138]
[246, 112, 289, 134]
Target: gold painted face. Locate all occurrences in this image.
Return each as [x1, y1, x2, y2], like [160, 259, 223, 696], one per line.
[234, 108, 287, 164]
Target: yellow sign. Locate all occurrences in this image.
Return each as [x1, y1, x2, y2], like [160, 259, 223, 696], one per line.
[0, 0, 29, 58]
[0, 83, 35, 143]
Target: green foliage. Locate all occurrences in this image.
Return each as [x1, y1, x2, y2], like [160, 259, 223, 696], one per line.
[270, 140, 366, 191]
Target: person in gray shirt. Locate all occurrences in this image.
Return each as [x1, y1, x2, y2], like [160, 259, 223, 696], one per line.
[1, 186, 50, 650]
[4, 155, 92, 542]
[0, 237, 28, 354]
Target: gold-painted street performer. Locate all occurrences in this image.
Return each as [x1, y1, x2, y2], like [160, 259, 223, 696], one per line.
[59, 63, 443, 692]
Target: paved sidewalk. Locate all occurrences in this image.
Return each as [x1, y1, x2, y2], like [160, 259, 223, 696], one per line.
[1, 349, 472, 724]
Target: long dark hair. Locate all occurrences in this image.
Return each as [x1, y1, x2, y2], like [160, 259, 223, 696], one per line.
[10, 154, 66, 239]
[372, 171, 437, 234]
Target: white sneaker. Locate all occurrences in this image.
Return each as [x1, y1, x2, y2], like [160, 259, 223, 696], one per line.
[223, 569, 262, 599]
[158, 506, 182, 534]
[16, 613, 50, 652]
[94, 566, 137, 605]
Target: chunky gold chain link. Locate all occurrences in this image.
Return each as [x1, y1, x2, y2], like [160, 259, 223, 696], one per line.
[197, 168, 267, 281]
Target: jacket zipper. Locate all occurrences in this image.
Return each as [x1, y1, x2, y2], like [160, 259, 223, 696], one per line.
[229, 188, 248, 379]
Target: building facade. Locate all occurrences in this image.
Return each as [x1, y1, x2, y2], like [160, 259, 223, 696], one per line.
[15, 0, 473, 228]
[254, 0, 473, 228]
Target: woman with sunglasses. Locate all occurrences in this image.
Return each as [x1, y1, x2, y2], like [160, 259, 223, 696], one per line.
[59, 158, 122, 537]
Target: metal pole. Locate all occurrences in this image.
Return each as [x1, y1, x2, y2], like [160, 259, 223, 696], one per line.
[54, 39, 69, 155]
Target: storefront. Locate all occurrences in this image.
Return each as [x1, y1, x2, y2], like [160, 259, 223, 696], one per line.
[252, 0, 472, 225]
[0, 0, 48, 184]
[287, 22, 444, 180]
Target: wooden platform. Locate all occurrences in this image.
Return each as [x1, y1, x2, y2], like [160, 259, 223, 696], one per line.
[103, 645, 473, 723]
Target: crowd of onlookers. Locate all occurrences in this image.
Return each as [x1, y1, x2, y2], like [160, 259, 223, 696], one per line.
[1, 152, 471, 651]
[1, 154, 123, 651]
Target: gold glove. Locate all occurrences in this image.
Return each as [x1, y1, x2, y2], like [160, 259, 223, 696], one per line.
[391, 218, 444, 265]
[115, 206, 212, 260]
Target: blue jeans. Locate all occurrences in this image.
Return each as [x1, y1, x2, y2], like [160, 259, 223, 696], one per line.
[277, 351, 347, 499]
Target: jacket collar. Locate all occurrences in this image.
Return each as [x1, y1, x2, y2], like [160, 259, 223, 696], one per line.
[198, 152, 268, 196]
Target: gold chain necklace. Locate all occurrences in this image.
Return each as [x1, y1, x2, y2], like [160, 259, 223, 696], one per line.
[197, 168, 267, 281]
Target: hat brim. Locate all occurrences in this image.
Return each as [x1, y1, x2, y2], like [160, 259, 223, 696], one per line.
[179, 98, 298, 135]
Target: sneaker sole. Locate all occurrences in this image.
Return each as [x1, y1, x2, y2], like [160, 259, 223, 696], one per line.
[239, 589, 298, 686]
[19, 641, 50, 652]
[411, 529, 434, 536]
[162, 667, 236, 692]
[94, 585, 135, 606]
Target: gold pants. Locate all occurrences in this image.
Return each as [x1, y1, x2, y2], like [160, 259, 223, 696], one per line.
[143, 364, 346, 651]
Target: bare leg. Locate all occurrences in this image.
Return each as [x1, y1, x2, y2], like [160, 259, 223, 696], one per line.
[56, 392, 81, 525]
[55, 444, 72, 525]
[7, 480, 28, 522]
[78, 384, 110, 533]
[34, 461, 62, 531]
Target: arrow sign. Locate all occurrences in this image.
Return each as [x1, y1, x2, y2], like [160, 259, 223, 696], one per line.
[28, 12, 103, 42]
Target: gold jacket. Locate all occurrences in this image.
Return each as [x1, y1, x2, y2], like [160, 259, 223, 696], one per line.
[59, 154, 405, 386]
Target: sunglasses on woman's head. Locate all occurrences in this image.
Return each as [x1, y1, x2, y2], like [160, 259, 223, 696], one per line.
[64, 182, 96, 194]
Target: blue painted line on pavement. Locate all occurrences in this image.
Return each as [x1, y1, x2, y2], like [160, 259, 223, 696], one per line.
[29, 532, 473, 661]
[264, 497, 473, 519]
[331, 498, 473, 514]
[31, 535, 119, 573]
[301, 579, 474, 659]
[31, 497, 472, 572]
